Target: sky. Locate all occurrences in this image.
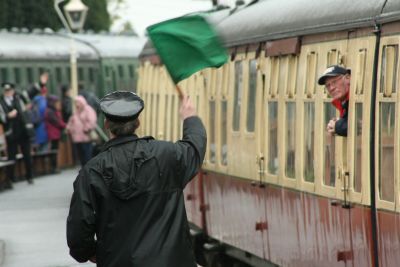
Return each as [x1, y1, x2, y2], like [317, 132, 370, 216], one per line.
[108, 0, 241, 37]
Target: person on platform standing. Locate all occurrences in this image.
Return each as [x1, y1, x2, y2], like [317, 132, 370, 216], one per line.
[45, 95, 66, 172]
[66, 91, 207, 267]
[61, 85, 73, 123]
[0, 83, 34, 185]
[66, 95, 97, 166]
[33, 72, 50, 151]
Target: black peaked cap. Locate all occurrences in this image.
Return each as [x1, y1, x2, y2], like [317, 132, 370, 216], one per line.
[100, 91, 144, 122]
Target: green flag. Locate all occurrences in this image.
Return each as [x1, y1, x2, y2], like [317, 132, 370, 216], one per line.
[147, 15, 228, 84]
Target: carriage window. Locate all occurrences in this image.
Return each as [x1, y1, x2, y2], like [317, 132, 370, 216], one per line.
[247, 59, 257, 132]
[67, 67, 71, 81]
[1, 68, 8, 82]
[14, 68, 21, 83]
[323, 103, 336, 187]
[233, 61, 243, 131]
[285, 102, 296, 178]
[89, 68, 95, 83]
[78, 68, 84, 81]
[55, 67, 62, 83]
[170, 96, 176, 140]
[268, 101, 278, 174]
[209, 100, 216, 164]
[27, 68, 34, 83]
[155, 94, 160, 137]
[149, 94, 154, 136]
[220, 100, 228, 166]
[380, 45, 398, 95]
[379, 102, 395, 202]
[129, 65, 135, 78]
[304, 102, 315, 182]
[164, 95, 169, 140]
[353, 103, 363, 193]
[118, 65, 124, 78]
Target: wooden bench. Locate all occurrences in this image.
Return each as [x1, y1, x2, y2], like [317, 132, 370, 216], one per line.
[0, 160, 16, 191]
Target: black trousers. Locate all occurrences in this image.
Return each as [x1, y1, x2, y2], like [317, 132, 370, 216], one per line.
[6, 137, 33, 181]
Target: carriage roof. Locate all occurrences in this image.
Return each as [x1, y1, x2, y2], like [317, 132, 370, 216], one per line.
[0, 30, 145, 61]
[219, 0, 400, 47]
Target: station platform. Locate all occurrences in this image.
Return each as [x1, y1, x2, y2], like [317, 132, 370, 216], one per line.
[0, 167, 93, 267]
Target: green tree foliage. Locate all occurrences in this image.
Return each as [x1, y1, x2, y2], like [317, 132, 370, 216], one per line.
[0, 0, 110, 32]
[82, 0, 111, 32]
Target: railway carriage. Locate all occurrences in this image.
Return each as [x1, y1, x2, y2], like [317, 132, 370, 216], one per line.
[0, 29, 145, 168]
[137, 0, 400, 266]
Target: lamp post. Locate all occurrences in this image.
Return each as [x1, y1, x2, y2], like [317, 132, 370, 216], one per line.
[54, 0, 88, 100]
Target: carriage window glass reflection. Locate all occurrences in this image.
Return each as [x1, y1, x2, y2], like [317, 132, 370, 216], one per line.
[27, 68, 34, 83]
[268, 102, 278, 174]
[247, 59, 257, 132]
[304, 102, 315, 183]
[209, 100, 216, 164]
[220, 100, 228, 166]
[379, 102, 395, 202]
[323, 103, 336, 187]
[233, 61, 243, 131]
[285, 102, 296, 178]
[353, 103, 363, 193]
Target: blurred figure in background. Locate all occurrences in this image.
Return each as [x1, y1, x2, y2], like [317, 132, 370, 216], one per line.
[45, 95, 66, 172]
[66, 96, 97, 166]
[32, 72, 50, 152]
[78, 86, 100, 114]
[61, 85, 73, 123]
[0, 83, 34, 185]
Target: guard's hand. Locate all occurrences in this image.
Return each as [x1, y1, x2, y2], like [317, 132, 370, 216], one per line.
[326, 118, 338, 135]
[7, 109, 17, 119]
[179, 95, 196, 120]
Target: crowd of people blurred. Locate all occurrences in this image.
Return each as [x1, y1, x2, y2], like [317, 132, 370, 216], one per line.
[0, 71, 100, 189]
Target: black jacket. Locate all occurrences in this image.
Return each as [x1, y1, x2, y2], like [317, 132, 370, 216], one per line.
[67, 116, 206, 267]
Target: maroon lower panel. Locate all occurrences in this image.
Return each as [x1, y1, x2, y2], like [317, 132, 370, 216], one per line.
[377, 210, 400, 267]
[195, 171, 375, 267]
[184, 174, 204, 228]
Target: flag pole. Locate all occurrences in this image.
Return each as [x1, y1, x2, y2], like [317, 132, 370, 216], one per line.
[175, 85, 184, 100]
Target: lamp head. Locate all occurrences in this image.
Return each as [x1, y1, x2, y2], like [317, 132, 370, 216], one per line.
[64, 0, 88, 31]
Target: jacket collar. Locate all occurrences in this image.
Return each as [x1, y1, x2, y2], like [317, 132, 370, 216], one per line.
[100, 135, 139, 153]
[100, 134, 154, 153]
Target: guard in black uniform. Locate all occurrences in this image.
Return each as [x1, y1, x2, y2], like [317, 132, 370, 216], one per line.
[0, 83, 34, 184]
[67, 91, 207, 267]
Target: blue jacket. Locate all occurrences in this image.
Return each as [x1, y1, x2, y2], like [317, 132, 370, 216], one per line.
[33, 95, 48, 144]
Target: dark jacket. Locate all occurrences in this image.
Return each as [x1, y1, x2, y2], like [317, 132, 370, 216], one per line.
[332, 99, 348, 136]
[67, 116, 207, 267]
[0, 93, 33, 141]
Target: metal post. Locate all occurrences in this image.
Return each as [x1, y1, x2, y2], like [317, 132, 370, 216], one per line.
[54, 0, 79, 100]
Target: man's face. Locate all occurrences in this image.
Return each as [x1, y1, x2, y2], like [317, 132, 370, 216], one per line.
[324, 74, 350, 101]
[3, 89, 14, 97]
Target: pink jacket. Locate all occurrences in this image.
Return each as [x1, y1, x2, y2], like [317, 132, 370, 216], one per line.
[66, 96, 97, 143]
